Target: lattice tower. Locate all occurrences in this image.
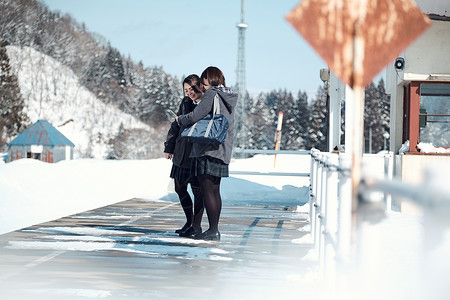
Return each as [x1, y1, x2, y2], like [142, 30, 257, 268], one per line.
[235, 0, 248, 148]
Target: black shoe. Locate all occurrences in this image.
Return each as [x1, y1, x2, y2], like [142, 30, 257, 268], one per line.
[179, 226, 202, 237]
[194, 230, 220, 241]
[175, 223, 190, 234]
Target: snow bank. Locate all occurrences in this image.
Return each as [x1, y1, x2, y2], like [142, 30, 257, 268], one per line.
[0, 158, 173, 235]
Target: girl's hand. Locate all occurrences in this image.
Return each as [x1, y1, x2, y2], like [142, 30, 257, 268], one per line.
[164, 153, 173, 160]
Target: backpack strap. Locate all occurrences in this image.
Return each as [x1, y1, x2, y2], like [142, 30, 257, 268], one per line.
[204, 93, 220, 137]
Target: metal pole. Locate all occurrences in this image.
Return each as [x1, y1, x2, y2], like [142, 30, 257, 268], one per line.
[329, 72, 343, 152]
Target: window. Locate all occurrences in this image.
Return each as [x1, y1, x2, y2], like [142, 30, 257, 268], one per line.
[27, 152, 41, 159]
[419, 83, 450, 146]
[405, 82, 450, 153]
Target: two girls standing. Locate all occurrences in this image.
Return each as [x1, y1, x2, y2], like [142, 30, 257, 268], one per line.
[165, 66, 237, 241]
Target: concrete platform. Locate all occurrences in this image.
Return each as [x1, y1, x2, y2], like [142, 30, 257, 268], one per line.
[0, 198, 316, 299]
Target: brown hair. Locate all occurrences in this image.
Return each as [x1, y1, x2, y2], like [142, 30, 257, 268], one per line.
[183, 74, 202, 94]
[200, 66, 226, 87]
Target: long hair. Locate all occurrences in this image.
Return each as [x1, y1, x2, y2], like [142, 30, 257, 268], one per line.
[200, 66, 225, 87]
[183, 74, 202, 94]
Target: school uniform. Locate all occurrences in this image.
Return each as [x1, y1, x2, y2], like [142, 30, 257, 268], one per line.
[177, 86, 238, 178]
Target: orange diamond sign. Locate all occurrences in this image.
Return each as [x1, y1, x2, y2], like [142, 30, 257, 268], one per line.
[286, 0, 431, 88]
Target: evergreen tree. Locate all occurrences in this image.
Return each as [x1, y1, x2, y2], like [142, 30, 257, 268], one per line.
[274, 89, 297, 150]
[234, 90, 252, 149]
[378, 78, 390, 150]
[104, 46, 126, 88]
[247, 93, 275, 150]
[246, 88, 311, 151]
[0, 40, 29, 149]
[308, 85, 328, 151]
[364, 79, 390, 153]
[297, 91, 310, 148]
[283, 90, 309, 150]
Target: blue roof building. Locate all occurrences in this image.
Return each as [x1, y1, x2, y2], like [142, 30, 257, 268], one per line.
[8, 120, 75, 163]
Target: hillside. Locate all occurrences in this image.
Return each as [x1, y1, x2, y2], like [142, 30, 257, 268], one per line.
[0, 0, 182, 159]
[7, 45, 167, 159]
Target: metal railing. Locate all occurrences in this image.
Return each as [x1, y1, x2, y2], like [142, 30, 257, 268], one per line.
[310, 150, 352, 275]
[310, 148, 450, 298]
[309, 149, 395, 274]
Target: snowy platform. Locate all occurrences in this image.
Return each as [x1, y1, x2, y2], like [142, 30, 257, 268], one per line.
[0, 197, 316, 300]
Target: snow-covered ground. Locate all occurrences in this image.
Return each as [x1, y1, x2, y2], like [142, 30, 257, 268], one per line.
[0, 154, 309, 235]
[1, 153, 449, 300]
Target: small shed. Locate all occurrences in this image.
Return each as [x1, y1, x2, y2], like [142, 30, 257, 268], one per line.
[8, 120, 75, 163]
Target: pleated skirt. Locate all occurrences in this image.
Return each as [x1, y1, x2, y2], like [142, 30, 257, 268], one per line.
[190, 156, 229, 178]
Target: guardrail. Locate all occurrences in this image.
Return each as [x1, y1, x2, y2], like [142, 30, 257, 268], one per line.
[310, 150, 351, 275]
[310, 148, 450, 298]
[309, 149, 395, 275]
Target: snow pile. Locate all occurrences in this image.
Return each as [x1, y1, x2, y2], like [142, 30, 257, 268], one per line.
[399, 140, 410, 154]
[6, 46, 155, 159]
[417, 142, 450, 154]
[399, 140, 450, 154]
[0, 158, 173, 235]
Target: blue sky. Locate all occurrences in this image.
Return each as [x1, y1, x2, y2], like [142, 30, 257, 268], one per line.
[40, 0, 328, 99]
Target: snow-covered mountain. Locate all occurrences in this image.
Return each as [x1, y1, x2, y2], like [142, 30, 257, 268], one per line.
[7, 45, 165, 159]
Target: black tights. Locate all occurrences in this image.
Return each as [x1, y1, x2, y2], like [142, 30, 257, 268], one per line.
[175, 179, 204, 230]
[191, 184, 204, 230]
[198, 174, 221, 233]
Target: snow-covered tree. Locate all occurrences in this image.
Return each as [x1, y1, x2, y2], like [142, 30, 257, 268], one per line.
[247, 93, 275, 150]
[281, 90, 309, 150]
[246, 88, 312, 151]
[0, 40, 29, 149]
[297, 91, 310, 148]
[378, 78, 390, 149]
[364, 79, 390, 152]
[308, 85, 328, 151]
[234, 90, 252, 149]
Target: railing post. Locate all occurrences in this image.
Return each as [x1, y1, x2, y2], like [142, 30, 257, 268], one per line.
[314, 154, 322, 252]
[309, 149, 318, 239]
[318, 154, 328, 272]
[383, 151, 394, 213]
[313, 152, 323, 249]
[337, 154, 352, 264]
[323, 154, 339, 284]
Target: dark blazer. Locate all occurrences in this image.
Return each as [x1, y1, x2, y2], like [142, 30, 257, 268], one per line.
[164, 96, 196, 168]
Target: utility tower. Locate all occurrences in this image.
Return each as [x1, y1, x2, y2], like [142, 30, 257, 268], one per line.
[235, 0, 248, 149]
